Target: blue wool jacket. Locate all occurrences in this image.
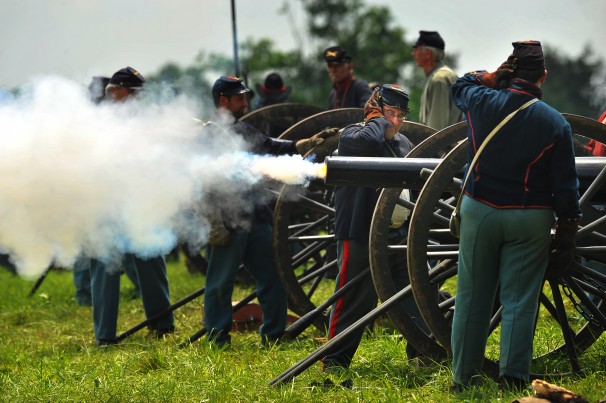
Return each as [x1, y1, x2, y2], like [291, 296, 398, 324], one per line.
[452, 72, 581, 219]
[334, 118, 414, 242]
[204, 118, 298, 228]
[328, 78, 373, 109]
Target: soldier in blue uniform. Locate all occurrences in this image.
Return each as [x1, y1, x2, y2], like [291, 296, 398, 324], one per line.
[319, 85, 429, 385]
[450, 41, 580, 391]
[203, 76, 336, 346]
[91, 67, 174, 346]
[323, 46, 373, 109]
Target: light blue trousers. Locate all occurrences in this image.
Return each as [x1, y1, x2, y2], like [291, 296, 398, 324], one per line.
[90, 254, 173, 341]
[204, 217, 287, 344]
[74, 255, 141, 306]
[452, 196, 553, 383]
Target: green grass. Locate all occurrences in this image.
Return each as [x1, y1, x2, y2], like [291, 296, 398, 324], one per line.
[1, 260, 605, 402]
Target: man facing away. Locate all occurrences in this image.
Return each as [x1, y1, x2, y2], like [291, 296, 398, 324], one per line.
[450, 41, 580, 391]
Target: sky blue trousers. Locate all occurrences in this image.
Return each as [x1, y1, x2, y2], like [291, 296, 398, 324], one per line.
[73, 255, 141, 306]
[90, 254, 173, 341]
[452, 196, 553, 384]
[204, 216, 287, 344]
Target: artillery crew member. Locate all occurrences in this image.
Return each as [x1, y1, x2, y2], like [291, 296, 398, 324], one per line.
[411, 31, 461, 130]
[254, 72, 291, 109]
[320, 84, 428, 382]
[324, 46, 373, 109]
[91, 66, 174, 346]
[450, 41, 581, 391]
[203, 76, 336, 346]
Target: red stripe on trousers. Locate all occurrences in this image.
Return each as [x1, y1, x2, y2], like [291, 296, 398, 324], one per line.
[329, 240, 350, 339]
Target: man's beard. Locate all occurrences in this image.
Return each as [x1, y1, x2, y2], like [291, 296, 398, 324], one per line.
[232, 109, 245, 119]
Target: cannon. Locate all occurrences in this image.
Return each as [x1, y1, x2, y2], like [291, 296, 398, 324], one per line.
[269, 112, 606, 383]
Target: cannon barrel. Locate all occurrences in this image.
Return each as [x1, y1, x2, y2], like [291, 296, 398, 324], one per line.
[325, 157, 441, 189]
[324, 156, 606, 189]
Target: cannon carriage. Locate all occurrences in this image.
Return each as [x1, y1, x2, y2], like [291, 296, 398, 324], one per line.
[269, 109, 606, 383]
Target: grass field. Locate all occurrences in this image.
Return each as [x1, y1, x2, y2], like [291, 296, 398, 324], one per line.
[1, 258, 605, 402]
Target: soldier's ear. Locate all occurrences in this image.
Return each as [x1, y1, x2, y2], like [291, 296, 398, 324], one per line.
[218, 95, 229, 107]
[538, 70, 548, 84]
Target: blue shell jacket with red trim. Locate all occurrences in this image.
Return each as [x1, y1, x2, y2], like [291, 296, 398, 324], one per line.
[334, 118, 414, 241]
[452, 72, 581, 219]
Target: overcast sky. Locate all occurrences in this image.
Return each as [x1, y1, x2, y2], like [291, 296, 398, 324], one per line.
[1, 0, 605, 89]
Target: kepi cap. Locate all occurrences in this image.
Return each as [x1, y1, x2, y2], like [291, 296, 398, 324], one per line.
[212, 76, 251, 97]
[511, 40, 545, 71]
[323, 46, 352, 64]
[413, 31, 445, 51]
[379, 84, 409, 112]
[109, 67, 145, 89]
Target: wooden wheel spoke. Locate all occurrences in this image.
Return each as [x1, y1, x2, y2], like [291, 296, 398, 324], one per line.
[291, 193, 335, 215]
[305, 272, 326, 299]
[539, 292, 560, 321]
[289, 215, 330, 237]
[290, 241, 331, 267]
[548, 279, 582, 373]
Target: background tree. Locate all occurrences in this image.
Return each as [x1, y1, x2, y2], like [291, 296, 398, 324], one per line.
[284, 0, 418, 109]
[542, 44, 605, 118]
[241, 0, 464, 121]
[146, 0, 604, 121]
[146, 51, 233, 117]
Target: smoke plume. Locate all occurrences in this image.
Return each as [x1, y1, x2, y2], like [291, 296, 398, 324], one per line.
[0, 77, 323, 278]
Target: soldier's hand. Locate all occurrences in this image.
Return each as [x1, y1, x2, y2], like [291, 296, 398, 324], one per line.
[364, 88, 383, 122]
[312, 127, 339, 141]
[479, 56, 517, 89]
[545, 218, 578, 280]
[295, 127, 340, 156]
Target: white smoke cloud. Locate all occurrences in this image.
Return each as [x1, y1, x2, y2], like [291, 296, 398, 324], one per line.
[0, 76, 323, 278]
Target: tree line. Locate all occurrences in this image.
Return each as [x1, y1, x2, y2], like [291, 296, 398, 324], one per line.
[149, 0, 605, 121]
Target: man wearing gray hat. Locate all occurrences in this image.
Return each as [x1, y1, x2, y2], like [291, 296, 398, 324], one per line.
[412, 31, 461, 130]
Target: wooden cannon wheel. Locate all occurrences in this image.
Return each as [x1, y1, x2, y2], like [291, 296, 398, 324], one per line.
[240, 103, 326, 138]
[371, 114, 606, 377]
[273, 108, 363, 329]
[369, 121, 467, 362]
[273, 112, 437, 331]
